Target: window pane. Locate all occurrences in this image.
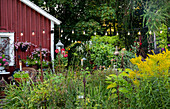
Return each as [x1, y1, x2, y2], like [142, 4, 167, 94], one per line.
[0, 37, 10, 61]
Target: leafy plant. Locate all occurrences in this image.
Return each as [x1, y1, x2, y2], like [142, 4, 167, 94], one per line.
[13, 71, 29, 79]
[0, 54, 9, 66]
[106, 69, 133, 108]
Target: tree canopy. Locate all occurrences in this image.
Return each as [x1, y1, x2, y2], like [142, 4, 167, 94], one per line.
[31, 0, 169, 48]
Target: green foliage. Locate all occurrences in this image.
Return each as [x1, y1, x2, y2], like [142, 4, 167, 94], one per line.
[157, 24, 169, 48]
[142, 0, 170, 31]
[13, 71, 29, 79]
[22, 58, 50, 68]
[134, 77, 170, 108]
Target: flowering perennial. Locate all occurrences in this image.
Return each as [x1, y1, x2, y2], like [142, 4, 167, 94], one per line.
[0, 54, 9, 66]
[14, 41, 37, 51]
[127, 48, 170, 86]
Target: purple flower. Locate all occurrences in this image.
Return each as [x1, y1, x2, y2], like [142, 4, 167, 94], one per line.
[168, 44, 170, 47]
[2, 59, 6, 61]
[162, 48, 164, 51]
[0, 63, 2, 66]
[0, 57, 2, 59]
[35, 61, 38, 63]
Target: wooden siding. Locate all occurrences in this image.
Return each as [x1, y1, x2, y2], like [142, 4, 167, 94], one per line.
[0, 0, 51, 71]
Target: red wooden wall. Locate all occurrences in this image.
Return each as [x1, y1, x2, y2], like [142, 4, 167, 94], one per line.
[0, 0, 51, 71]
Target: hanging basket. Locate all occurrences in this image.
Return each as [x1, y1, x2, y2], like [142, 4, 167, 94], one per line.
[20, 45, 28, 52]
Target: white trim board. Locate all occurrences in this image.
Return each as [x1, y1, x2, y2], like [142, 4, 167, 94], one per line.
[20, 0, 61, 25]
[50, 21, 55, 72]
[0, 32, 15, 66]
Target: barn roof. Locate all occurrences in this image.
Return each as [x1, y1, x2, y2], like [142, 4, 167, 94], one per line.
[20, 0, 61, 25]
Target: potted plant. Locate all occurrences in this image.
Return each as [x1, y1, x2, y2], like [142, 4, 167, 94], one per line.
[13, 71, 29, 82]
[14, 41, 37, 52]
[22, 48, 51, 69]
[0, 54, 9, 71]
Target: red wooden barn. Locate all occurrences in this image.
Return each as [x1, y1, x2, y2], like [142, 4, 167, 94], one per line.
[0, 0, 61, 73]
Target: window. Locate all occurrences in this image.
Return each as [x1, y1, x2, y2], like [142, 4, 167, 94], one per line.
[0, 33, 14, 66]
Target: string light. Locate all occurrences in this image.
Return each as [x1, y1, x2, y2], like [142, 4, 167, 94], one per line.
[61, 34, 63, 37]
[94, 31, 96, 35]
[32, 31, 35, 36]
[149, 31, 152, 35]
[68, 38, 70, 41]
[43, 1, 46, 5]
[105, 32, 107, 36]
[160, 30, 162, 34]
[83, 31, 85, 35]
[43, 29, 45, 34]
[138, 31, 141, 35]
[116, 32, 119, 35]
[65, 36, 67, 39]
[72, 30, 74, 34]
[61, 29, 63, 33]
[20, 32, 23, 36]
[127, 31, 130, 35]
[71, 40, 73, 43]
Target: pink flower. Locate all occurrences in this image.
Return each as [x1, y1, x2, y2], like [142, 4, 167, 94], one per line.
[111, 59, 115, 61]
[61, 51, 65, 55]
[0, 57, 2, 59]
[2, 59, 6, 61]
[55, 49, 59, 53]
[61, 48, 65, 52]
[64, 54, 68, 57]
[4, 62, 8, 65]
[0, 63, 2, 66]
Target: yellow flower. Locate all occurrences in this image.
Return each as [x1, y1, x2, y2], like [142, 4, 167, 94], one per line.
[130, 54, 142, 64]
[133, 79, 139, 87]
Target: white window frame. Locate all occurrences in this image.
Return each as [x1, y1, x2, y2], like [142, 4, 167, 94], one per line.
[0, 32, 15, 66]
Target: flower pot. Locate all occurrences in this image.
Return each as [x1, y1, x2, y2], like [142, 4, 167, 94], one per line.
[20, 45, 28, 52]
[0, 66, 4, 71]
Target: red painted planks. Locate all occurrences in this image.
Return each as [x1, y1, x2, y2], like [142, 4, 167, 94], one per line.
[0, 0, 52, 69]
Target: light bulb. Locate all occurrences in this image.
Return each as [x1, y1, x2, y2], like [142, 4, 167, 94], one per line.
[61, 29, 63, 33]
[94, 31, 96, 35]
[43, 29, 45, 34]
[43, 1, 46, 5]
[72, 30, 74, 34]
[128, 31, 130, 35]
[83, 31, 85, 35]
[149, 31, 152, 35]
[21, 32, 23, 36]
[138, 31, 141, 35]
[160, 30, 162, 34]
[105, 32, 107, 36]
[32, 31, 35, 36]
[116, 32, 119, 35]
